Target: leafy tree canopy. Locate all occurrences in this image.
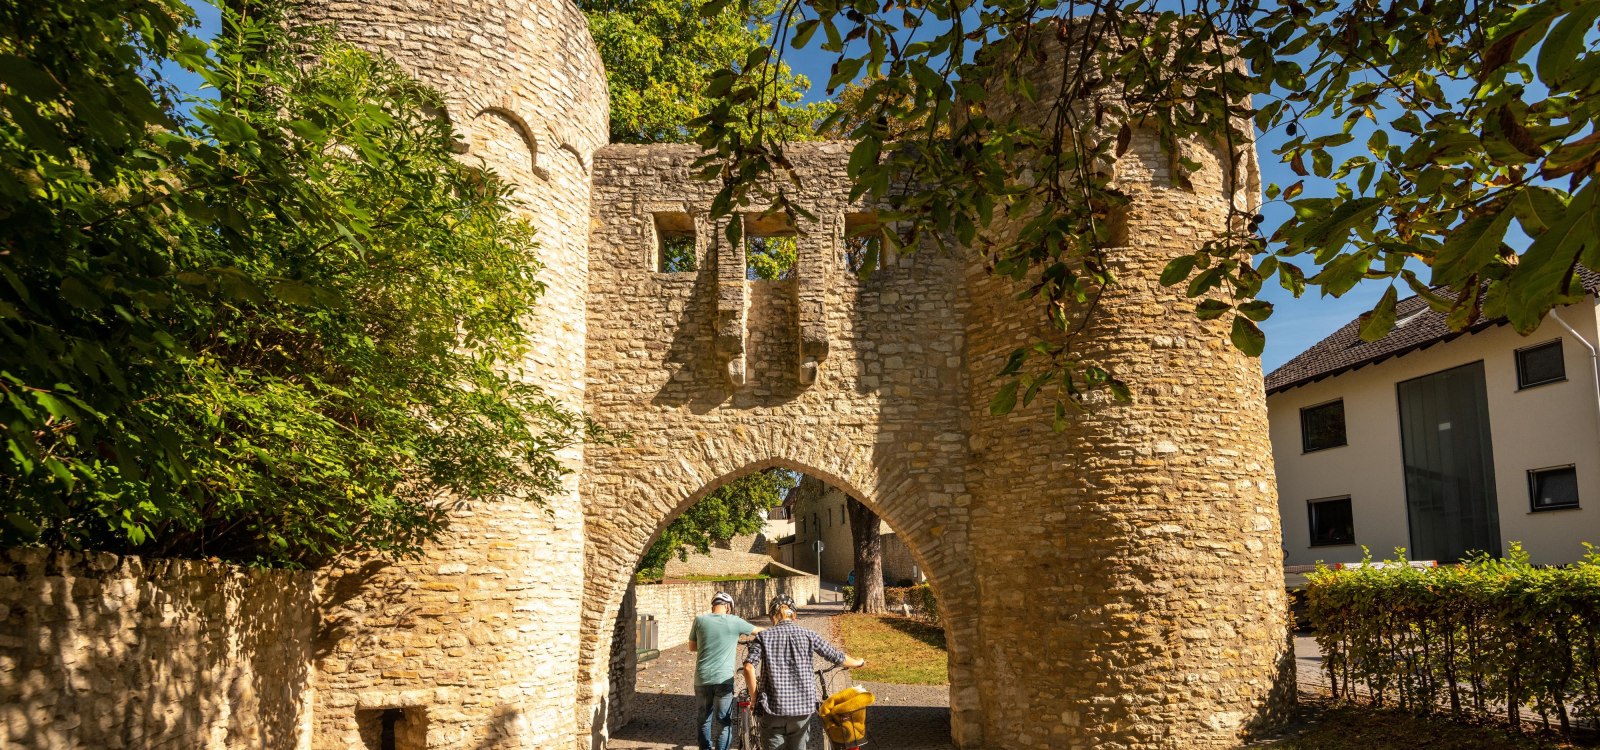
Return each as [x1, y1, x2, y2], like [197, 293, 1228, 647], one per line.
[638, 468, 797, 580]
[0, 0, 598, 565]
[696, 0, 1600, 422]
[581, 0, 832, 143]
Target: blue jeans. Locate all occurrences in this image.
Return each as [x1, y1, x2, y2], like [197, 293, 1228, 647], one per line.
[695, 680, 736, 750]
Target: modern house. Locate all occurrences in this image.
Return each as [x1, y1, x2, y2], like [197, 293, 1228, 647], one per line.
[1266, 272, 1600, 567]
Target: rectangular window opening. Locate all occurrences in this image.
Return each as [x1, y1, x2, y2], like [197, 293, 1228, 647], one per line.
[1308, 496, 1355, 547]
[1515, 339, 1565, 390]
[356, 706, 428, 750]
[654, 212, 697, 273]
[843, 212, 879, 275]
[744, 212, 797, 281]
[1300, 399, 1347, 453]
[1529, 465, 1579, 512]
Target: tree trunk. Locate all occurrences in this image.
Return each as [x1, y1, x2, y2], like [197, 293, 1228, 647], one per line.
[847, 496, 886, 613]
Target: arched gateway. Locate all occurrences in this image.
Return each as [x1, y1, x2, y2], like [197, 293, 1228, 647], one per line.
[291, 1, 1292, 748]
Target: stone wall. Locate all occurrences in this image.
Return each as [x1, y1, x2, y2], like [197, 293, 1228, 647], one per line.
[633, 573, 821, 651]
[957, 37, 1290, 748]
[0, 548, 315, 750]
[578, 142, 984, 745]
[662, 534, 774, 578]
[284, 0, 609, 747]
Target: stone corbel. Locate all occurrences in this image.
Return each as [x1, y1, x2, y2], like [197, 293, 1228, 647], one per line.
[714, 217, 747, 387]
[795, 214, 831, 385]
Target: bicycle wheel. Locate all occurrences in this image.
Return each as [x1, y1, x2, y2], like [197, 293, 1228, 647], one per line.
[810, 671, 832, 750]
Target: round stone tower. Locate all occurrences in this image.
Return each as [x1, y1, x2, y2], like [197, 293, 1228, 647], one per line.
[960, 34, 1292, 749]
[284, 1, 607, 747]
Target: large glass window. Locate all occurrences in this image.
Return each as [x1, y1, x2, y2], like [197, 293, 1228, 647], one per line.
[1515, 339, 1565, 389]
[1529, 465, 1580, 511]
[1300, 399, 1347, 452]
[1308, 497, 1355, 547]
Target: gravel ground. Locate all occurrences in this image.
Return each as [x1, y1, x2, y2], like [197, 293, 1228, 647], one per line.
[608, 601, 954, 750]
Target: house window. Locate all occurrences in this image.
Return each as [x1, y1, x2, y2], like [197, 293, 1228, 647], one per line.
[1300, 399, 1347, 453]
[1308, 496, 1355, 547]
[1529, 465, 1579, 511]
[1515, 339, 1565, 389]
[653, 212, 696, 273]
[744, 212, 797, 280]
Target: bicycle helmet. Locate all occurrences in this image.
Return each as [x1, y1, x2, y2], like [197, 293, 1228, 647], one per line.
[767, 593, 796, 618]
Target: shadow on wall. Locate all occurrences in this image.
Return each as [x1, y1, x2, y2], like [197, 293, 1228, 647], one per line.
[0, 548, 315, 750]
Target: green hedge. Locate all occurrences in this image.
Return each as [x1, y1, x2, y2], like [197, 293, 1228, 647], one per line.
[1306, 545, 1600, 734]
[885, 584, 939, 623]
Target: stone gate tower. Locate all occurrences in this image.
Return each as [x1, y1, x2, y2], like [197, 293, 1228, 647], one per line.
[286, 0, 608, 747]
[288, 1, 1291, 748]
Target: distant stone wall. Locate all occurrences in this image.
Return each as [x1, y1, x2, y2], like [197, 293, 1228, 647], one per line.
[662, 534, 773, 578]
[632, 571, 820, 651]
[0, 548, 315, 750]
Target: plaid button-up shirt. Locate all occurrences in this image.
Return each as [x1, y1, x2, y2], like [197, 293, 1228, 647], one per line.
[743, 620, 847, 717]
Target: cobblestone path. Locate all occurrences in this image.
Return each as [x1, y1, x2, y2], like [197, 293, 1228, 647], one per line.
[608, 603, 955, 750]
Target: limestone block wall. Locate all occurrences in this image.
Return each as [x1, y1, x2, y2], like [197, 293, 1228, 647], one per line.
[284, 1, 609, 747]
[0, 548, 315, 750]
[959, 41, 1290, 749]
[662, 534, 774, 578]
[579, 142, 983, 746]
[633, 574, 821, 651]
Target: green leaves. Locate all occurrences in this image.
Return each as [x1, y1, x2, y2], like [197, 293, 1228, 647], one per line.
[1358, 286, 1399, 342]
[1306, 545, 1600, 734]
[0, 3, 600, 566]
[1432, 211, 1512, 287]
[1230, 316, 1266, 357]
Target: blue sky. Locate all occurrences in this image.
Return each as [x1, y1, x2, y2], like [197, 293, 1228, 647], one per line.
[177, 1, 1378, 372]
[774, 35, 1386, 374]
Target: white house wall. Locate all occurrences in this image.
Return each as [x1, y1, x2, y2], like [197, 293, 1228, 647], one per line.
[1269, 298, 1600, 567]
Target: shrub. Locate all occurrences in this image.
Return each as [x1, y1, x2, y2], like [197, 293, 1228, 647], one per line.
[841, 584, 856, 609]
[1306, 544, 1600, 734]
[884, 583, 939, 623]
[0, 1, 600, 565]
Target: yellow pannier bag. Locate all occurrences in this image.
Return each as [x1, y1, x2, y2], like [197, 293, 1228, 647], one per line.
[818, 686, 875, 745]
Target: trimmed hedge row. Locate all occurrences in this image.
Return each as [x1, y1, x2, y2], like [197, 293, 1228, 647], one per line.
[1306, 545, 1600, 734]
[885, 584, 939, 623]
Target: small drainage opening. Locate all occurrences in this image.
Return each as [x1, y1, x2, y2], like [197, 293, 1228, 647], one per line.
[357, 706, 428, 750]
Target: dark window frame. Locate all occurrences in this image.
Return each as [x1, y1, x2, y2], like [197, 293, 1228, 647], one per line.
[1300, 398, 1348, 453]
[1307, 495, 1356, 548]
[1528, 464, 1580, 512]
[1514, 339, 1566, 390]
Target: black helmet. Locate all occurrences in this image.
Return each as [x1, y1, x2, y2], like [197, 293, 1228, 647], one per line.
[768, 593, 796, 617]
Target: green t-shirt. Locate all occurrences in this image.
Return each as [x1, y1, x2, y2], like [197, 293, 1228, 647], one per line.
[689, 613, 755, 686]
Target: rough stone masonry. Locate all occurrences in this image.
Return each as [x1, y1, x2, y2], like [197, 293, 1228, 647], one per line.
[284, 1, 1293, 748]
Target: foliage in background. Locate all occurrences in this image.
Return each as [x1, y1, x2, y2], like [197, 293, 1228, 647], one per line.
[580, 0, 831, 143]
[694, 0, 1600, 422]
[884, 583, 939, 624]
[637, 468, 797, 580]
[747, 235, 798, 280]
[0, 0, 598, 566]
[1306, 545, 1600, 735]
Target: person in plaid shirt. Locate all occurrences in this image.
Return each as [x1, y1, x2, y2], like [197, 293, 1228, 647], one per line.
[740, 595, 866, 749]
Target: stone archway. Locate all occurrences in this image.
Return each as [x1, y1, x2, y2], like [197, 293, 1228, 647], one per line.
[579, 440, 982, 748]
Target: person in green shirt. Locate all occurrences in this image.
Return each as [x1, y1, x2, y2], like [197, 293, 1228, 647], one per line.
[689, 591, 764, 750]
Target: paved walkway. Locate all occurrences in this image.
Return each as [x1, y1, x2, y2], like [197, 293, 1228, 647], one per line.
[609, 602, 954, 750]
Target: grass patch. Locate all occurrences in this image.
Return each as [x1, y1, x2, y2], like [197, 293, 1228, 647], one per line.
[835, 613, 948, 686]
[1253, 694, 1593, 749]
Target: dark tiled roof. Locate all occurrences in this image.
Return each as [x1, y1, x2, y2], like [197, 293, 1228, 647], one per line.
[1264, 268, 1600, 395]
